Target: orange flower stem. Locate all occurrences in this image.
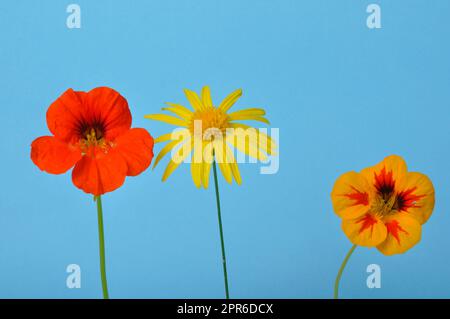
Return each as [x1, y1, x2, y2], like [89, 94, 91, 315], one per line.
[96, 195, 109, 299]
[212, 159, 230, 299]
[334, 244, 357, 299]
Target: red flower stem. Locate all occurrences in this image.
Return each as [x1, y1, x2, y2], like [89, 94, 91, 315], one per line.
[96, 195, 109, 299]
[334, 244, 357, 299]
[212, 160, 230, 299]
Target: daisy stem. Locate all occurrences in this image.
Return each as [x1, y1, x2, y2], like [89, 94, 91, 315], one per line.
[96, 195, 109, 299]
[212, 160, 230, 299]
[334, 244, 357, 299]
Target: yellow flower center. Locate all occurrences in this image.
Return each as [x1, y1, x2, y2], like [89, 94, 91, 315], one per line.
[371, 193, 399, 217]
[189, 107, 229, 140]
[80, 127, 107, 154]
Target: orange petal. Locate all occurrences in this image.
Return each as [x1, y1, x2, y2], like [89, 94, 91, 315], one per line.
[361, 155, 408, 195]
[342, 213, 387, 247]
[331, 171, 372, 220]
[84, 87, 132, 140]
[377, 213, 422, 255]
[395, 172, 435, 225]
[46, 89, 87, 142]
[31, 136, 81, 174]
[72, 149, 127, 195]
[115, 128, 154, 176]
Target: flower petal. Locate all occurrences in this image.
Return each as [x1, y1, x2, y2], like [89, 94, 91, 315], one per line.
[361, 155, 408, 195]
[46, 89, 87, 142]
[84, 87, 132, 140]
[162, 102, 193, 120]
[377, 213, 422, 255]
[72, 149, 127, 195]
[114, 128, 154, 176]
[331, 171, 372, 220]
[226, 129, 268, 162]
[144, 114, 188, 127]
[201, 86, 213, 109]
[229, 123, 277, 155]
[184, 89, 204, 111]
[395, 172, 435, 224]
[213, 140, 232, 184]
[218, 88, 242, 112]
[342, 214, 387, 247]
[162, 139, 193, 182]
[31, 136, 82, 174]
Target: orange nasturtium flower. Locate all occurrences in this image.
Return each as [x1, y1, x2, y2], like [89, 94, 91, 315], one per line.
[331, 155, 435, 298]
[31, 87, 154, 298]
[145, 86, 276, 298]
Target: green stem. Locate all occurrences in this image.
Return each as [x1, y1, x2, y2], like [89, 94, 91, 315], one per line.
[334, 244, 357, 299]
[212, 160, 230, 299]
[96, 195, 109, 299]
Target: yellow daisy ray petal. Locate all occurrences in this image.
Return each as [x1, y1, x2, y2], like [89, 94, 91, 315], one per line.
[225, 144, 242, 185]
[229, 123, 277, 155]
[162, 139, 194, 181]
[162, 103, 193, 120]
[228, 108, 266, 117]
[218, 88, 242, 112]
[201, 86, 213, 109]
[213, 140, 233, 184]
[201, 141, 214, 188]
[202, 160, 212, 188]
[153, 138, 185, 169]
[226, 131, 268, 162]
[184, 89, 204, 111]
[190, 139, 205, 188]
[229, 114, 270, 125]
[144, 114, 188, 127]
[154, 129, 189, 144]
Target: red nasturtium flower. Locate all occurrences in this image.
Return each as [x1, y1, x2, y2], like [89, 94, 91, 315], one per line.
[31, 87, 154, 195]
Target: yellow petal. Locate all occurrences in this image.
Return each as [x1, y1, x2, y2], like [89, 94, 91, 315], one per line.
[228, 108, 266, 117]
[154, 133, 174, 144]
[162, 140, 193, 181]
[395, 172, 435, 225]
[342, 214, 387, 247]
[360, 155, 408, 191]
[228, 114, 270, 125]
[144, 114, 188, 127]
[213, 141, 232, 184]
[226, 130, 267, 161]
[201, 86, 213, 109]
[154, 129, 189, 144]
[184, 89, 203, 111]
[331, 171, 372, 220]
[202, 160, 212, 188]
[225, 144, 242, 185]
[218, 88, 242, 112]
[377, 213, 422, 256]
[162, 102, 193, 120]
[191, 162, 203, 188]
[229, 123, 277, 155]
[153, 138, 185, 169]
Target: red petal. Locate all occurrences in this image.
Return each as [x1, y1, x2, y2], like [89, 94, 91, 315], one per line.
[72, 149, 127, 195]
[115, 128, 154, 176]
[84, 87, 132, 140]
[46, 89, 87, 142]
[31, 136, 81, 174]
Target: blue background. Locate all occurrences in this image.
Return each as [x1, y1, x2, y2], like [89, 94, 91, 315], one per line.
[0, 0, 449, 298]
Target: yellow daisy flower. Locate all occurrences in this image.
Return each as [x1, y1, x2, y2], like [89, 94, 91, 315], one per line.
[145, 86, 276, 298]
[145, 86, 276, 188]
